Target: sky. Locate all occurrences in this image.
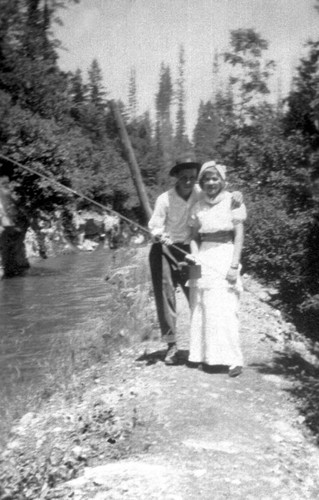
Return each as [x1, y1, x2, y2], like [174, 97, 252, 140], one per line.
[55, 0, 319, 136]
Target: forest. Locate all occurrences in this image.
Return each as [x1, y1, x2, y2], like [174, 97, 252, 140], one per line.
[1, 0, 319, 334]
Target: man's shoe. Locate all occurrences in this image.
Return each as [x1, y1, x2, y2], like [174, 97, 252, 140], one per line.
[228, 366, 242, 377]
[164, 343, 178, 365]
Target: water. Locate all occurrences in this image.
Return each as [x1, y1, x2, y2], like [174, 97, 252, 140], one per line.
[0, 248, 115, 435]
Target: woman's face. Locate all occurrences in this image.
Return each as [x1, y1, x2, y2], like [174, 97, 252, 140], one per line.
[201, 168, 224, 198]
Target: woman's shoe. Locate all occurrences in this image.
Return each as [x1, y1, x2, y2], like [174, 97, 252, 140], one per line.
[228, 366, 242, 377]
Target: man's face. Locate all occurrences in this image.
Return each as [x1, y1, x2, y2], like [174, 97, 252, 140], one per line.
[175, 168, 198, 198]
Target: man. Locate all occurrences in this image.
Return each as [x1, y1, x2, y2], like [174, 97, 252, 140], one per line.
[148, 153, 242, 365]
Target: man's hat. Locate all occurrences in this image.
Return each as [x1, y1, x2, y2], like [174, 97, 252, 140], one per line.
[169, 153, 201, 177]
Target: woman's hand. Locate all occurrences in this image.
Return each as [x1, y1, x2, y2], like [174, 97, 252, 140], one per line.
[185, 253, 199, 264]
[231, 191, 243, 209]
[226, 267, 238, 284]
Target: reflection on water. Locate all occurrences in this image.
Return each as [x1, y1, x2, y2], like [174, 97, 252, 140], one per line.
[0, 248, 113, 389]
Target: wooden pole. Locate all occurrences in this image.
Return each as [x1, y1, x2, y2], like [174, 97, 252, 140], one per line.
[110, 100, 153, 220]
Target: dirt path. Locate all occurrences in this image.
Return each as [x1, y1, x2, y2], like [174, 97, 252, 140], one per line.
[57, 276, 319, 500]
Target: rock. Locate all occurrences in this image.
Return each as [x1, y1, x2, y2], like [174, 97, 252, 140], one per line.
[71, 445, 84, 459]
[19, 412, 36, 426]
[262, 375, 293, 388]
[49, 446, 65, 466]
[66, 461, 171, 492]
[192, 469, 207, 478]
[257, 291, 271, 301]
[6, 440, 21, 450]
[183, 439, 241, 454]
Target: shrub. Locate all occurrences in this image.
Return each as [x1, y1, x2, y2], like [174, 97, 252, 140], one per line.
[243, 194, 314, 309]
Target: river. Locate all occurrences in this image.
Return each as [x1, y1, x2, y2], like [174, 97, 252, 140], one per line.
[0, 248, 116, 444]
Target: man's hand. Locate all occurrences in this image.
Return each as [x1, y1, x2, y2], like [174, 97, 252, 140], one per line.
[231, 191, 243, 209]
[155, 234, 173, 246]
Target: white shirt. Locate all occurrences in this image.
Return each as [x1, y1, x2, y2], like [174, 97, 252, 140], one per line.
[148, 184, 203, 243]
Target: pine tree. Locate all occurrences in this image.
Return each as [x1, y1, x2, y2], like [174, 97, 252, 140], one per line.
[155, 63, 174, 187]
[193, 100, 220, 164]
[211, 50, 221, 101]
[68, 68, 87, 122]
[87, 58, 107, 108]
[224, 28, 275, 123]
[175, 45, 189, 154]
[128, 66, 137, 120]
[69, 69, 86, 104]
[284, 40, 319, 149]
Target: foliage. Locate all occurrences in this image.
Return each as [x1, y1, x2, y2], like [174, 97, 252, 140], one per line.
[242, 192, 319, 340]
[87, 58, 107, 108]
[223, 28, 275, 121]
[194, 91, 237, 166]
[243, 195, 310, 291]
[192, 28, 319, 333]
[0, 91, 73, 212]
[0, 0, 142, 227]
[194, 28, 276, 183]
[284, 40, 319, 150]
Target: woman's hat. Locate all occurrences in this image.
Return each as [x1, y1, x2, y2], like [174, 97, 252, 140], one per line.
[198, 161, 227, 182]
[169, 153, 201, 177]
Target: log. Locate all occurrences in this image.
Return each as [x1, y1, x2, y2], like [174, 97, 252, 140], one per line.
[110, 100, 153, 220]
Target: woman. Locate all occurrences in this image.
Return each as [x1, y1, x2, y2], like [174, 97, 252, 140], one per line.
[187, 161, 247, 377]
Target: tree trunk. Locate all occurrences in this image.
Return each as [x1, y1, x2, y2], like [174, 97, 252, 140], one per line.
[110, 100, 153, 220]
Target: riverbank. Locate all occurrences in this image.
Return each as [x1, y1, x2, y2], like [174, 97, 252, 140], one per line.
[0, 245, 155, 449]
[2, 246, 319, 499]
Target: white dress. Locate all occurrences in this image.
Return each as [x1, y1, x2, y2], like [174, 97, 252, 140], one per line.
[188, 192, 247, 367]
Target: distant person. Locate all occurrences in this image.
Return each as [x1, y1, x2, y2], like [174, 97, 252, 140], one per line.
[148, 153, 243, 365]
[187, 161, 247, 377]
[73, 210, 86, 247]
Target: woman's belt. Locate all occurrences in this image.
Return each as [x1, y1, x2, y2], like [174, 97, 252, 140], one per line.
[200, 231, 233, 243]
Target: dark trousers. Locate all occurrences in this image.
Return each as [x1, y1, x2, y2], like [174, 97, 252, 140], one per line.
[149, 242, 190, 344]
